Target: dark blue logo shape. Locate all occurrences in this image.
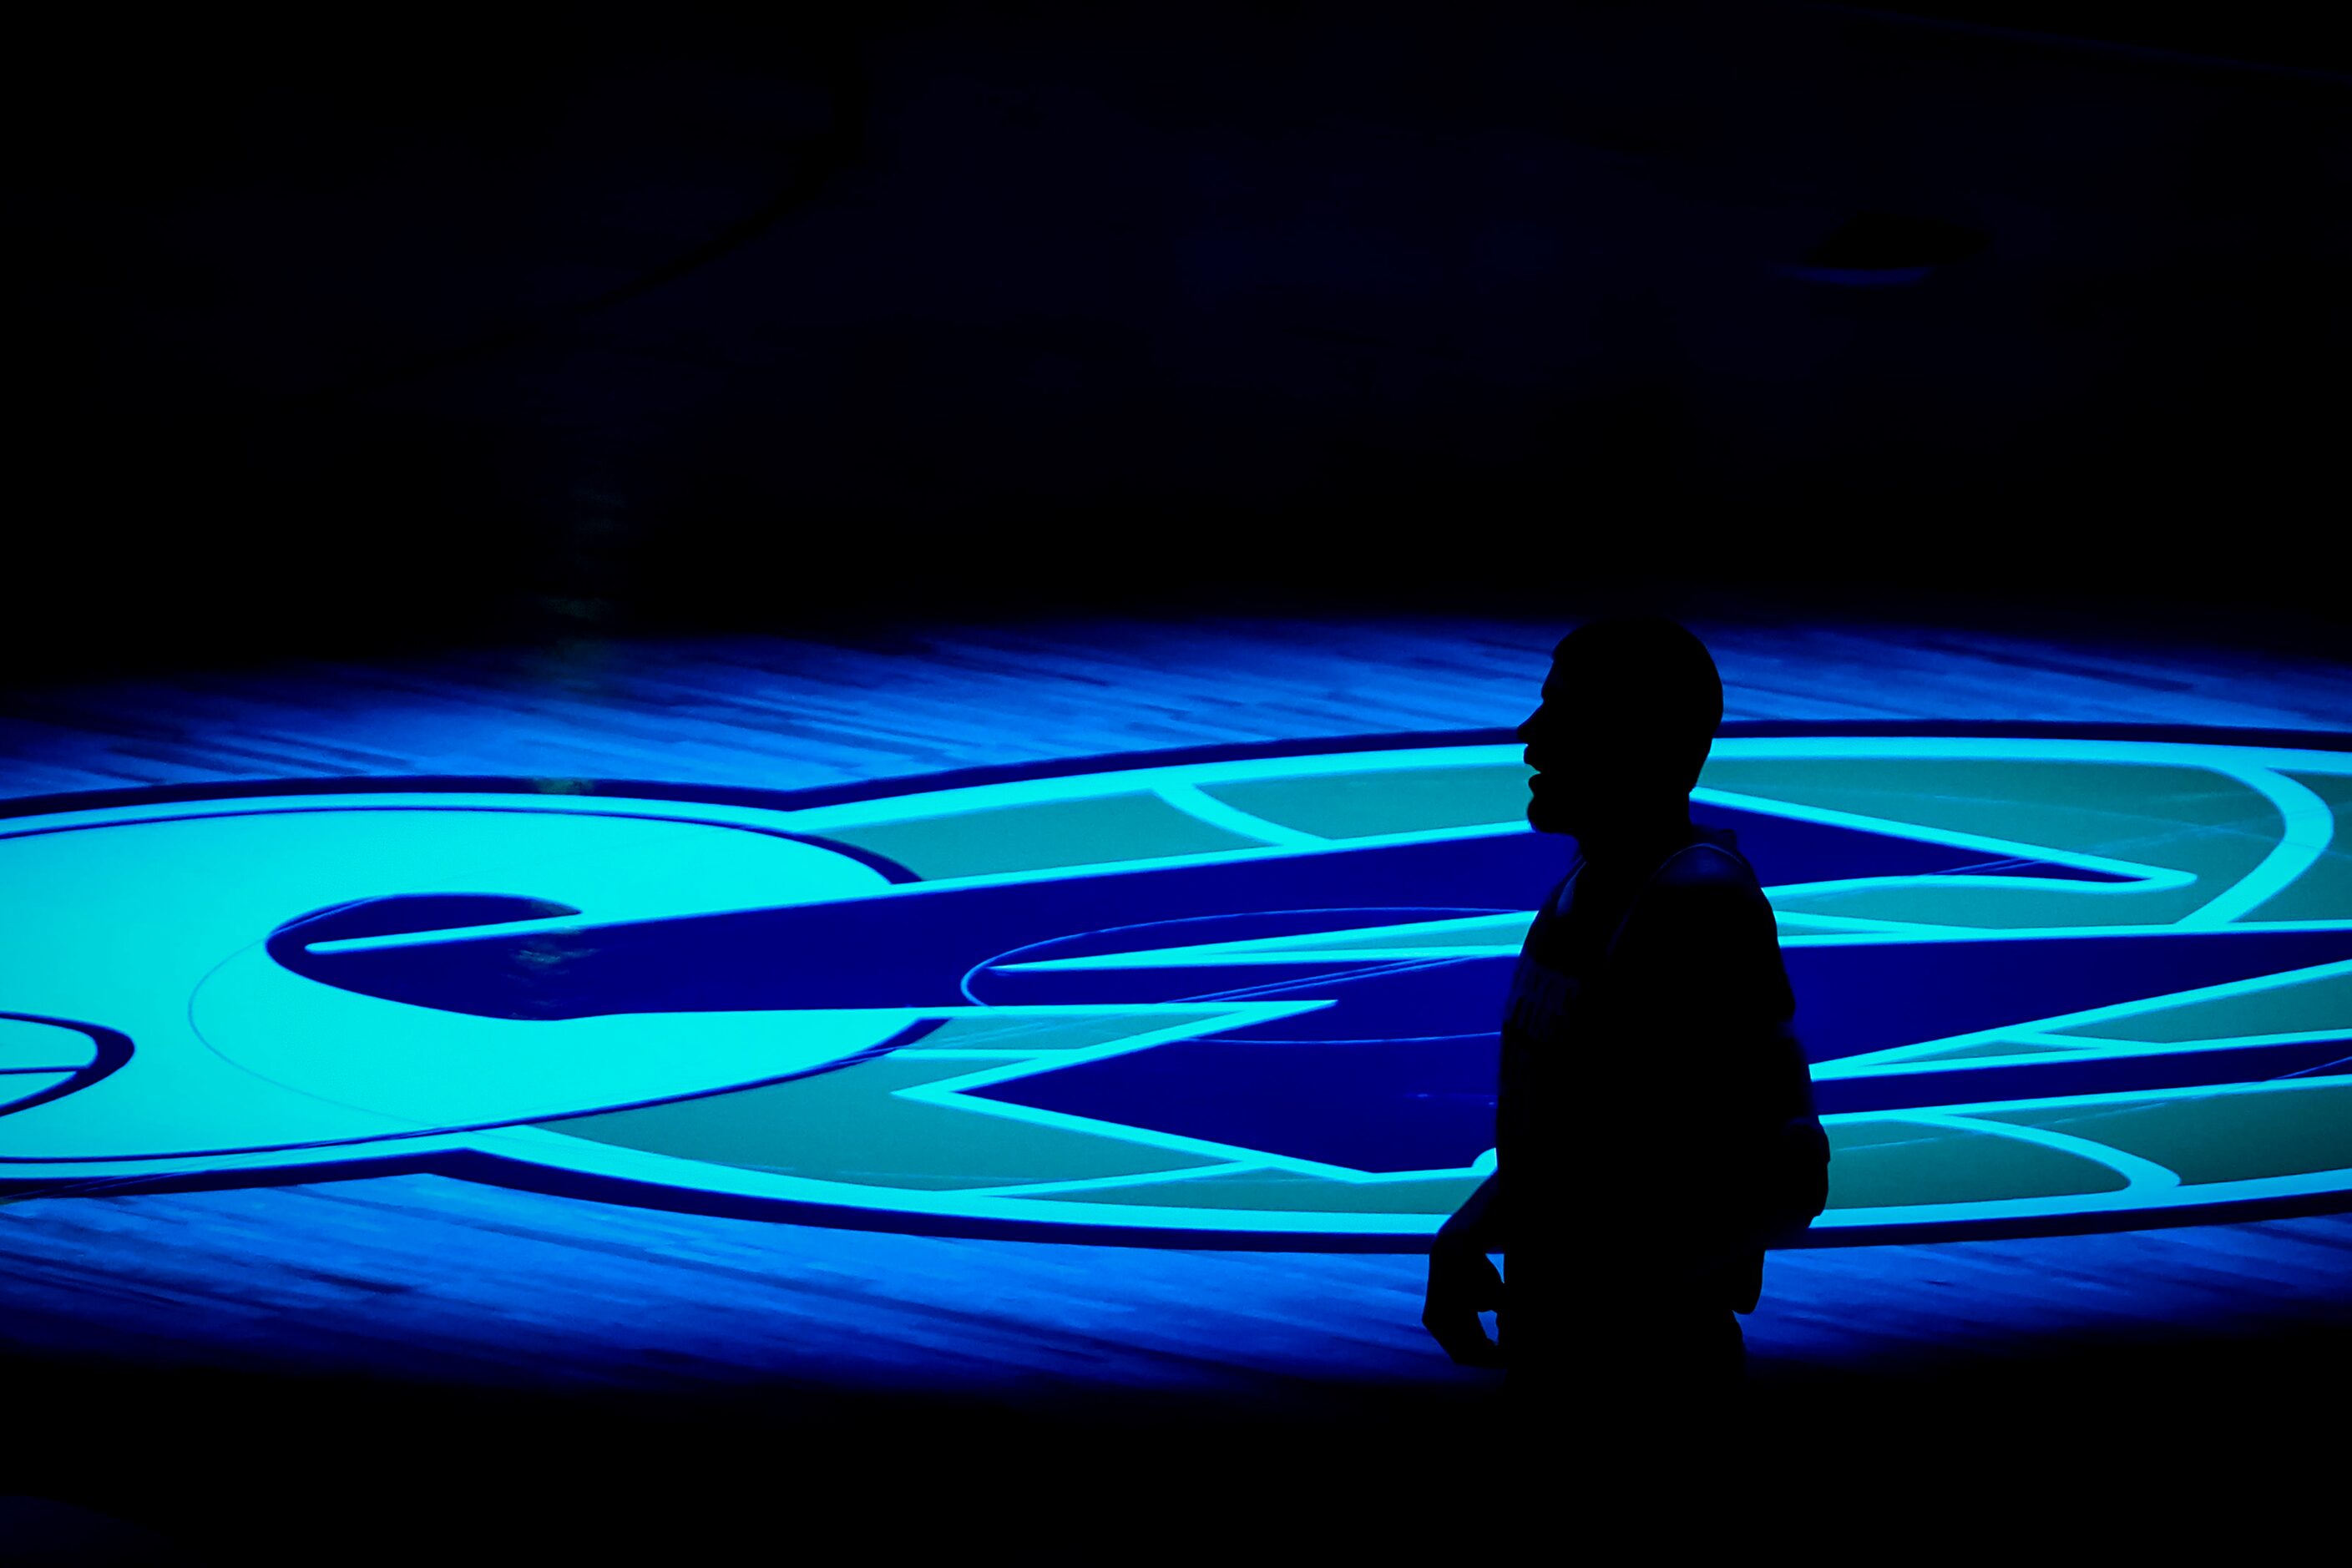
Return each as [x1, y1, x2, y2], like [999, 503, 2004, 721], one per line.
[277, 795, 2350, 1172]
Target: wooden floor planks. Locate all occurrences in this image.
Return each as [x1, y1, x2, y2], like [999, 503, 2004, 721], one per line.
[1, 607, 2347, 1424]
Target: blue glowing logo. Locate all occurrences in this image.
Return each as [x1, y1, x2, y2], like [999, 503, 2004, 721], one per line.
[3, 726, 2348, 1247]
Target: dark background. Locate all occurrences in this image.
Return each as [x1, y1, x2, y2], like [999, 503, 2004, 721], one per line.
[9, 2, 2349, 682]
[4, 13, 2348, 1547]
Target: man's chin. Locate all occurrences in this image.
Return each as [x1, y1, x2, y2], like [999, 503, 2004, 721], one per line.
[1525, 800, 1572, 836]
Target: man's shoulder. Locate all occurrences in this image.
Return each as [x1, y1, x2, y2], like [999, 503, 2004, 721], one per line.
[1619, 841, 1773, 951]
[1650, 840, 1765, 902]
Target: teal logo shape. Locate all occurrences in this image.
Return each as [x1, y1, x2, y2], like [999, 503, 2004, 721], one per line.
[2, 726, 2347, 1248]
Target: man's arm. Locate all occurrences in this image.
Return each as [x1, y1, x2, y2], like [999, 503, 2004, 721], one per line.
[1424, 1172, 1505, 1367]
[1608, 852, 1814, 1278]
[1438, 1171, 1502, 1251]
[1423, 1013, 1520, 1367]
[1657, 1113, 1828, 1277]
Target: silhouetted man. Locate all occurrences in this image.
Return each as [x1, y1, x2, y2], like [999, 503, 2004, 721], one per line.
[1423, 617, 1827, 1408]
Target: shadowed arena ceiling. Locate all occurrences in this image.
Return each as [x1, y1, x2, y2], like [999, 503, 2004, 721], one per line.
[8, 1, 2348, 679]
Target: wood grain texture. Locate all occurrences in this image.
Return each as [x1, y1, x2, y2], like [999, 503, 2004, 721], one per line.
[0, 609, 2345, 1551]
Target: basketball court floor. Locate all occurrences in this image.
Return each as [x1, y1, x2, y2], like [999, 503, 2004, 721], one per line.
[3, 605, 2347, 1553]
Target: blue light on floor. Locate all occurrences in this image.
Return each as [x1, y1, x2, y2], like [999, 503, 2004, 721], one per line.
[3, 727, 2346, 1249]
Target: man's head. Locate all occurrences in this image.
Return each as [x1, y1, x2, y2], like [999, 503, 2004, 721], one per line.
[1518, 617, 1722, 838]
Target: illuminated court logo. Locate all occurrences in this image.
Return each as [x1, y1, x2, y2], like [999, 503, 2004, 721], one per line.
[3, 727, 2349, 1248]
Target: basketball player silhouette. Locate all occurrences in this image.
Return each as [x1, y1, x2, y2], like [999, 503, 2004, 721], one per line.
[1423, 618, 1828, 1404]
